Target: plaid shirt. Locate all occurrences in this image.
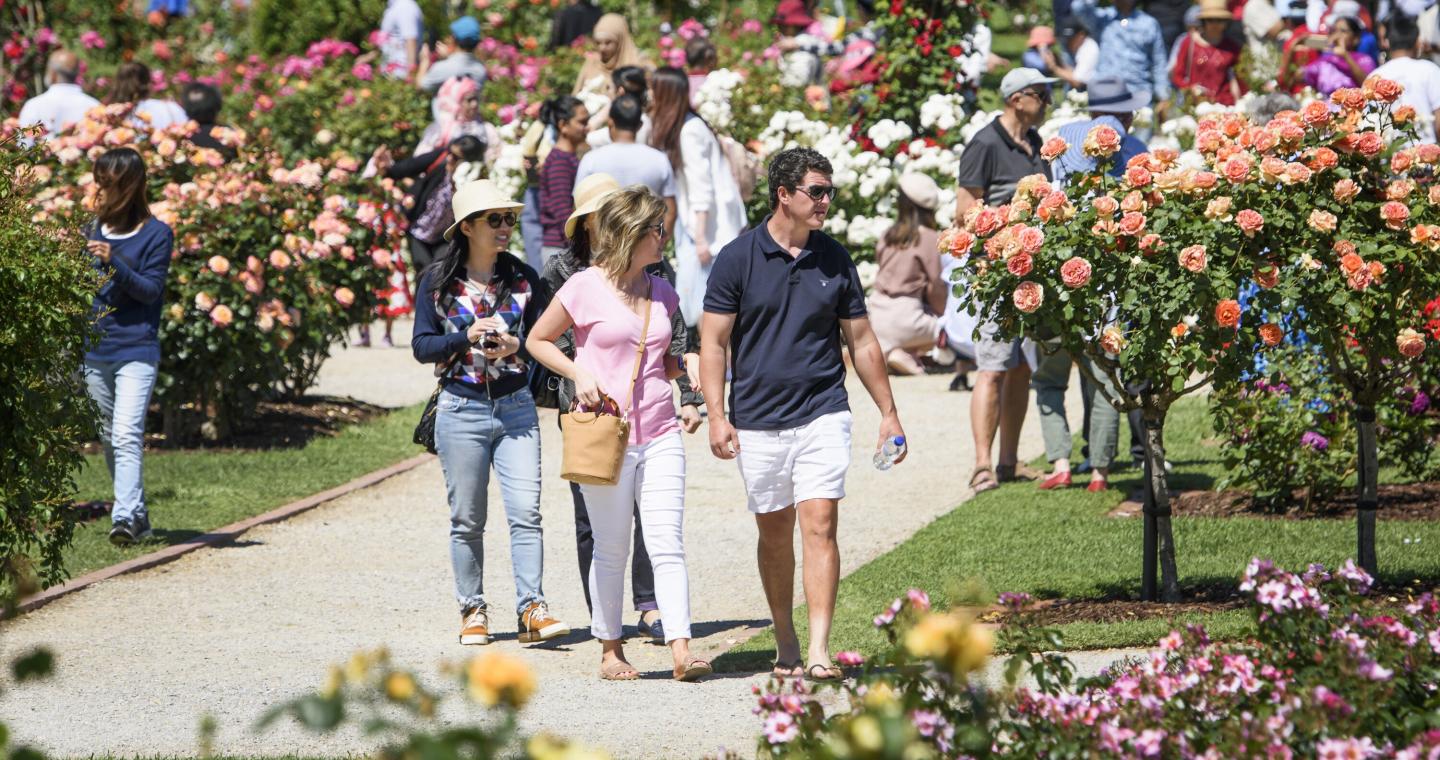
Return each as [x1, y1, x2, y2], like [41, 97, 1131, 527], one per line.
[437, 267, 533, 384]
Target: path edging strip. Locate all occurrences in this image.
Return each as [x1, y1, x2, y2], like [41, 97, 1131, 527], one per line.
[13, 452, 435, 617]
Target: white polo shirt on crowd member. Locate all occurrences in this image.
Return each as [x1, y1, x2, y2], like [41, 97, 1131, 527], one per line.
[380, 0, 425, 77]
[132, 98, 187, 130]
[1072, 35, 1100, 85]
[1370, 55, 1440, 144]
[574, 141, 676, 200]
[17, 82, 99, 141]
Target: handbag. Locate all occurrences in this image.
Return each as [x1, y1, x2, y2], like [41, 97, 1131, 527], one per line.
[413, 352, 461, 454]
[559, 293, 652, 485]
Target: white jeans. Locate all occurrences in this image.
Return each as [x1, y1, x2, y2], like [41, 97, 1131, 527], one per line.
[580, 431, 691, 642]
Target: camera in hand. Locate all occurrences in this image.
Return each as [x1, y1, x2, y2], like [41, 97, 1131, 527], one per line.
[481, 330, 501, 350]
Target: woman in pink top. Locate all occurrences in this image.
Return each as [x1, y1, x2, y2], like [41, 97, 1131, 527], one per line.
[527, 186, 710, 682]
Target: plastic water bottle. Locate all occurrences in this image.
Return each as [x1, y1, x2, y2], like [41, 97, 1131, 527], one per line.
[873, 435, 906, 471]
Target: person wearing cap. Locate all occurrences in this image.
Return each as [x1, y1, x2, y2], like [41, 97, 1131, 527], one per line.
[411, 179, 570, 649]
[1023, 26, 1059, 74]
[1033, 76, 1149, 492]
[419, 16, 490, 97]
[1046, 21, 1101, 90]
[1372, 13, 1440, 145]
[528, 186, 711, 682]
[1170, 0, 1244, 106]
[540, 173, 703, 644]
[954, 67, 1056, 494]
[866, 173, 951, 376]
[1070, 0, 1171, 105]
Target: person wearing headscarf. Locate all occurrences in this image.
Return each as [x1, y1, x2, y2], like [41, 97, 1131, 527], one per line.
[414, 77, 502, 169]
[572, 13, 645, 95]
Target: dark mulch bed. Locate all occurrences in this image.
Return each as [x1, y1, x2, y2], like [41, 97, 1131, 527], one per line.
[79, 396, 388, 454]
[980, 586, 1246, 627]
[1110, 483, 1440, 521]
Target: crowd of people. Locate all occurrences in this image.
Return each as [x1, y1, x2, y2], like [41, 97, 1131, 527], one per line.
[32, 0, 1440, 684]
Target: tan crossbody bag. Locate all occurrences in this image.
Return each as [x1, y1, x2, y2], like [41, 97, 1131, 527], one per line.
[559, 294, 651, 486]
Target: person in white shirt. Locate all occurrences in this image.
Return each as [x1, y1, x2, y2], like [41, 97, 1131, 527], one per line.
[576, 93, 678, 246]
[1420, 3, 1440, 64]
[108, 62, 187, 131]
[1372, 13, 1440, 144]
[379, 0, 425, 79]
[1045, 22, 1100, 90]
[648, 67, 747, 327]
[17, 50, 100, 142]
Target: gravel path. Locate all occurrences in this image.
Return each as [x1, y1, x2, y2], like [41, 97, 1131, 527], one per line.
[0, 332, 1144, 757]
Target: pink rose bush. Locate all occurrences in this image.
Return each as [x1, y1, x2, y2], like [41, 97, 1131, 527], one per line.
[754, 560, 1440, 758]
[9, 105, 406, 438]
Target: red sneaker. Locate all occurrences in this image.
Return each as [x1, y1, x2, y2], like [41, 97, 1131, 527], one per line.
[1087, 478, 1108, 492]
[1037, 471, 1072, 490]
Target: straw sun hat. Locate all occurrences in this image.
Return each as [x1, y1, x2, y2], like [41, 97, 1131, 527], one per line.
[565, 173, 623, 239]
[443, 179, 524, 241]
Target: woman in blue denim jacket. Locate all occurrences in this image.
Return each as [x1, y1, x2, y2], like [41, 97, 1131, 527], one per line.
[412, 179, 571, 647]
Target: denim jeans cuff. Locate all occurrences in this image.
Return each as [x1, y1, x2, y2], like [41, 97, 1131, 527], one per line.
[460, 597, 487, 614]
[516, 595, 545, 615]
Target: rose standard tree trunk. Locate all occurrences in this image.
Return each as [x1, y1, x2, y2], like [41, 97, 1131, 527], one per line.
[952, 126, 1259, 603]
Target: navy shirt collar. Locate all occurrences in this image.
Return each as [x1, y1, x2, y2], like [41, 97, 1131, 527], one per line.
[757, 214, 819, 260]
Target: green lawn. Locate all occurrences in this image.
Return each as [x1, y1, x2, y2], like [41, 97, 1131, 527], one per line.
[719, 398, 1440, 668]
[63, 402, 426, 580]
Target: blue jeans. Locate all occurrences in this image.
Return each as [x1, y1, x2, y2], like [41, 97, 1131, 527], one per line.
[82, 359, 158, 524]
[434, 386, 546, 614]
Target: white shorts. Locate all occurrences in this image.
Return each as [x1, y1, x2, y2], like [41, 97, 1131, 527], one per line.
[736, 411, 853, 514]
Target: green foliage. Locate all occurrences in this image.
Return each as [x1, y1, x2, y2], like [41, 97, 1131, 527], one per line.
[0, 136, 100, 586]
[249, 0, 386, 56]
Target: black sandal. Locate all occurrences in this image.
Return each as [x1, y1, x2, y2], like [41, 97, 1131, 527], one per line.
[772, 659, 804, 678]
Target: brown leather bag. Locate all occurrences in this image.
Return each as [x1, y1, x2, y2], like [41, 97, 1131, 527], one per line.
[559, 294, 652, 486]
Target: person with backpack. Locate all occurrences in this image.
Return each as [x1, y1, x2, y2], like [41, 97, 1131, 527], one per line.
[540, 173, 703, 643]
[648, 67, 747, 328]
[412, 179, 570, 648]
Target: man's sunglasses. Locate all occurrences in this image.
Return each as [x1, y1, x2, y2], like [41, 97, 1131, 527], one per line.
[792, 184, 837, 201]
[1021, 88, 1052, 103]
[469, 212, 517, 229]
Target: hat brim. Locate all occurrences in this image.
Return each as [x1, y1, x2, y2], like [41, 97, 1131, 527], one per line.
[443, 199, 525, 241]
[564, 188, 621, 239]
[1089, 90, 1152, 114]
[1199, 11, 1231, 20]
[1002, 76, 1060, 99]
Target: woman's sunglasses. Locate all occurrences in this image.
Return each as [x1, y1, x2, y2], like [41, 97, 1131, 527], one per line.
[469, 212, 517, 229]
[792, 184, 837, 201]
[647, 222, 666, 237]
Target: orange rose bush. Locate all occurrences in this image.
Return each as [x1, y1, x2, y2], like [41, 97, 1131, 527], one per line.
[8, 105, 407, 440]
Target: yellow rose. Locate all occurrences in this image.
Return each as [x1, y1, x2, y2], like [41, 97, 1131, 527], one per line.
[904, 612, 958, 660]
[384, 671, 416, 701]
[948, 623, 995, 677]
[466, 652, 537, 709]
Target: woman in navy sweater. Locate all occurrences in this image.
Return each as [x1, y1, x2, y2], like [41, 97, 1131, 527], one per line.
[412, 179, 570, 647]
[83, 147, 173, 546]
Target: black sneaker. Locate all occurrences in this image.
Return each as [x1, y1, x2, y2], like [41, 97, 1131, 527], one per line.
[109, 515, 154, 546]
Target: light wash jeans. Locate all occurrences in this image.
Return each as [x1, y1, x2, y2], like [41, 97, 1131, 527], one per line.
[671, 222, 711, 328]
[580, 431, 691, 642]
[434, 386, 547, 615]
[1031, 343, 1120, 469]
[82, 359, 158, 524]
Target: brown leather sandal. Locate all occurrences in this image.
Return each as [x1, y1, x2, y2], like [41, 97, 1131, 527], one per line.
[804, 663, 844, 682]
[674, 657, 713, 682]
[970, 467, 999, 493]
[600, 659, 640, 681]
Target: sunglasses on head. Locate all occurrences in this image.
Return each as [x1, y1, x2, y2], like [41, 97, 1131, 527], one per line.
[469, 211, 517, 229]
[792, 184, 837, 201]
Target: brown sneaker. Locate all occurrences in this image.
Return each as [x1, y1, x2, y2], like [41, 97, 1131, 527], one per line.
[459, 606, 491, 646]
[518, 601, 570, 643]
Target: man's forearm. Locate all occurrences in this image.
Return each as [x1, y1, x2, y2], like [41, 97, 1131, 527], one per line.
[700, 342, 728, 417]
[851, 333, 898, 417]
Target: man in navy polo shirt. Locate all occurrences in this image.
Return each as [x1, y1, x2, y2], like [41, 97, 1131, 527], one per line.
[699, 147, 906, 681]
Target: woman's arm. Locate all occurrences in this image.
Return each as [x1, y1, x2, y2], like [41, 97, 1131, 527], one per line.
[107, 226, 172, 305]
[386, 148, 444, 180]
[525, 297, 603, 406]
[680, 122, 716, 263]
[411, 273, 474, 364]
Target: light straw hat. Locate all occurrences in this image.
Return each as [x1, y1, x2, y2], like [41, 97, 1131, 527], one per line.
[565, 173, 623, 239]
[444, 179, 523, 241]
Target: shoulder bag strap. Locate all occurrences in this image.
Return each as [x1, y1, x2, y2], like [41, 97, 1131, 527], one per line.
[618, 282, 653, 421]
